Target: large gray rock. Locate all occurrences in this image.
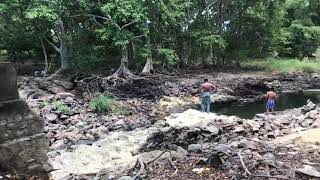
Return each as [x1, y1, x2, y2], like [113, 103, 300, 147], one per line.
[0, 63, 50, 177]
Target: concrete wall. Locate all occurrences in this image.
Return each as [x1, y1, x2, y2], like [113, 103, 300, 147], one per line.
[0, 63, 50, 178]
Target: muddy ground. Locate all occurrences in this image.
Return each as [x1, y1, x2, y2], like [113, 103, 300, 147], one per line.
[15, 71, 320, 179]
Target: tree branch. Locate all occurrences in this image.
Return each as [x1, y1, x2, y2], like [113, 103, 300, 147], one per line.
[89, 14, 121, 30]
[130, 34, 145, 40]
[121, 20, 137, 29]
[43, 36, 60, 53]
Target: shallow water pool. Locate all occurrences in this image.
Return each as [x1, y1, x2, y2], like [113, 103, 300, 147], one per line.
[213, 90, 320, 119]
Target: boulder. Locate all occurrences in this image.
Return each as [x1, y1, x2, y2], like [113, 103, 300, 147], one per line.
[187, 144, 202, 152]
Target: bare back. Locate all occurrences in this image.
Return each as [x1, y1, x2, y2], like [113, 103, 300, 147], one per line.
[266, 91, 276, 100]
[200, 82, 215, 93]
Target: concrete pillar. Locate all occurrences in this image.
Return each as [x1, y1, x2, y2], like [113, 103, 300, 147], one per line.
[0, 63, 19, 101]
[0, 63, 50, 178]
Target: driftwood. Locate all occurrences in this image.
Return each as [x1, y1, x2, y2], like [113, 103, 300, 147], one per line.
[238, 150, 252, 176]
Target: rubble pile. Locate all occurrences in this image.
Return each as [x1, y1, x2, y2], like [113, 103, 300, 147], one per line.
[139, 102, 320, 179]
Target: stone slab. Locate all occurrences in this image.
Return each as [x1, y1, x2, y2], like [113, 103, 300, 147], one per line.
[0, 63, 19, 101]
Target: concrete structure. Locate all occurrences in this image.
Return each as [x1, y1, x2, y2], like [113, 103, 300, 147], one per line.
[0, 63, 50, 178]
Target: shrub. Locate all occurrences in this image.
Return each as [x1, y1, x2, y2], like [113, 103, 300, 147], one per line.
[90, 95, 117, 113]
[53, 101, 70, 113]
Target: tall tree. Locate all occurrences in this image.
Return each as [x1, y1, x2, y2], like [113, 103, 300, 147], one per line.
[88, 0, 146, 78]
[25, 0, 86, 75]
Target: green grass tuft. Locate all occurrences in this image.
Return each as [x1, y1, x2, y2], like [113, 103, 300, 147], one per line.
[90, 95, 120, 113]
[53, 100, 70, 113]
[242, 58, 320, 73]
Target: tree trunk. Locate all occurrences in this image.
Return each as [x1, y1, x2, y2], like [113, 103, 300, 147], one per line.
[40, 38, 48, 75]
[207, 45, 214, 65]
[142, 21, 154, 74]
[236, 0, 242, 68]
[57, 20, 71, 73]
[181, 1, 191, 67]
[108, 46, 134, 79]
[181, 38, 191, 67]
[142, 37, 153, 73]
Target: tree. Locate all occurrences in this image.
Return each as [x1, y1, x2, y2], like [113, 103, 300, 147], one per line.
[88, 0, 146, 78]
[25, 0, 87, 75]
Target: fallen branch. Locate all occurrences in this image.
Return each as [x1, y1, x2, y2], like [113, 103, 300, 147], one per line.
[133, 158, 145, 179]
[238, 150, 252, 176]
[167, 156, 178, 176]
[146, 150, 169, 165]
[249, 175, 290, 180]
[133, 150, 169, 178]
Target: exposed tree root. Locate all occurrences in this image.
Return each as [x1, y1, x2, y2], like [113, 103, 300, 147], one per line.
[107, 63, 135, 80]
[142, 57, 154, 74]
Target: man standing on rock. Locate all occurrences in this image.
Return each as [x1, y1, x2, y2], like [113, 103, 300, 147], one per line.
[200, 78, 217, 113]
[266, 87, 277, 114]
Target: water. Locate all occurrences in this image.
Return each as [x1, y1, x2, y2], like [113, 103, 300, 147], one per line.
[214, 90, 320, 119]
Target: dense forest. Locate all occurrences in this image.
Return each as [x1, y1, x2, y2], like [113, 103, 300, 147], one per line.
[0, 0, 320, 76]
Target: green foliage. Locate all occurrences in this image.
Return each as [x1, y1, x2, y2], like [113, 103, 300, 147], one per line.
[42, 99, 49, 107]
[242, 58, 320, 73]
[53, 100, 70, 113]
[1, 0, 320, 72]
[158, 48, 179, 67]
[90, 95, 123, 113]
[194, 31, 227, 51]
[285, 24, 320, 57]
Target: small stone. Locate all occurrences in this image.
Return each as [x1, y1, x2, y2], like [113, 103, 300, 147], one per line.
[56, 92, 75, 99]
[312, 119, 320, 128]
[46, 113, 58, 122]
[117, 176, 132, 180]
[115, 119, 125, 126]
[175, 146, 188, 158]
[88, 129, 98, 136]
[203, 126, 219, 134]
[77, 140, 93, 145]
[14, 114, 23, 121]
[60, 114, 69, 120]
[238, 138, 256, 149]
[50, 139, 67, 150]
[233, 126, 245, 133]
[65, 97, 74, 104]
[188, 144, 202, 152]
[267, 132, 276, 138]
[86, 133, 95, 141]
[296, 165, 320, 177]
[214, 144, 231, 154]
[263, 153, 275, 160]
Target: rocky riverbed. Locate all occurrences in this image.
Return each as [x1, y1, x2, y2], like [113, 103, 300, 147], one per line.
[15, 71, 320, 179]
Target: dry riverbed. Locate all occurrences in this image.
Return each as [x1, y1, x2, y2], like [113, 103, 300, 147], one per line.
[16, 71, 320, 179]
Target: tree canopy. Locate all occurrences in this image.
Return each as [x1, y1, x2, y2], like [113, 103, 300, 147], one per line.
[0, 0, 319, 75]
